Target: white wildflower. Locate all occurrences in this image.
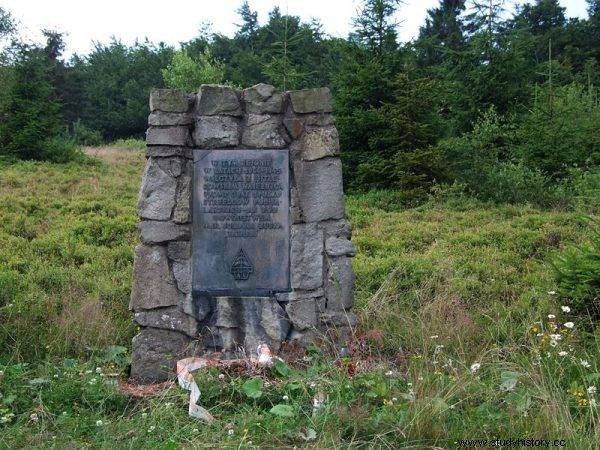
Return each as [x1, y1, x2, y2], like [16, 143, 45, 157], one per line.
[550, 340, 558, 347]
[547, 314, 556, 319]
[564, 322, 574, 329]
[96, 420, 103, 427]
[95, 367, 102, 374]
[148, 425, 155, 433]
[385, 370, 394, 377]
[550, 334, 562, 341]
[581, 360, 591, 369]
[85, 370, 93, 374]
[548, 291, 556, 295]
[590, 398, 597, 407]
[470, 363, 481, 373]
[282, 395, 289, 401]
[29, 413, 39, 422]
[218, 373, 225, 380]
[141, 412, 148, 418]
[89, 378, 97, 385]
[228, 429, 234, 436]
[193, 428, 199, 433]
[429, 335, 439, 339]
[561, 306, 571, 313]
[587, 386, 597, 395]
[558, 351, 568, 357]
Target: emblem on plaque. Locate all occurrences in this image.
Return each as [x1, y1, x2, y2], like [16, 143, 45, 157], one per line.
[230, 248, 254, 281]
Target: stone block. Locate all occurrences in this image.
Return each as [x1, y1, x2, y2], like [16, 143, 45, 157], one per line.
[196, 84, 242, 116]
[242, 83, 283, 114]
[290, 223, 323, 290]
[138, 158, 177, 221]
[293, 158, 345, 222]
[304, 113, 335, 127]
[285, 297, 318, 331]
[289, 87, 332, 113]
[283, 116, 304, 139]
[130, 244, 183, 310]
[297, 126, 339, 161]
[167, 241, 191, 263]
[318, 219, 352, 239]
[173, 172, 191, 224]
[193, 116, 239, 148]
[325, 256, 355, 310]
[146, 146, 192, 159]
[130, 328, 195, 382]
[146, 126, 191, 147]
[241, 114, 287, 148]
[172, 259, 191, 294]
[325, 237, 356, 257]
[134, 307, 198, 338]
[275, 288, 324, 302]
[215, 297, 290, 353]
[148, 111, 193, 126]
[156, 157, 184, 177]
[139, 221, 190, 244]
[149, 88, 190, 113]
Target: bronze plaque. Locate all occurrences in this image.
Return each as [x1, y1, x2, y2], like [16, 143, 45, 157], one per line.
[192, 149, 290, 296]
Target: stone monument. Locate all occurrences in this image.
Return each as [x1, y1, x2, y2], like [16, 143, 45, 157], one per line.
[130, 84, 356, 382]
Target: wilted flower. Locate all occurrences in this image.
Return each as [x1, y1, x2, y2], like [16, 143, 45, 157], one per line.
[561, 306, 571, 313]
[470, 363, 481, 373]
[547, 314, 556, 319]
[564, 322, 574, 329]
[96, 420, 103, 427]
[587, 386, 597, 395]
[581, 360, 591, 369]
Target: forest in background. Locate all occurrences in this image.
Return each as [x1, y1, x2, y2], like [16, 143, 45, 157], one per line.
[0, 0, 599, 206]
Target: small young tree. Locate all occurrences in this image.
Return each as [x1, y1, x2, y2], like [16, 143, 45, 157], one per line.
[162, 49, 225, 92]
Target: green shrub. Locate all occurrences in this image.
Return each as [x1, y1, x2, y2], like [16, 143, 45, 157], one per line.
[108, 138, 146, 151]
[39, 136, 83, 163]
[552, 219, 600, 325]
[71, 119, 103, 146]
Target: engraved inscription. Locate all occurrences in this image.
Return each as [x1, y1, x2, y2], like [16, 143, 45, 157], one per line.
[192, 149, 290, 294]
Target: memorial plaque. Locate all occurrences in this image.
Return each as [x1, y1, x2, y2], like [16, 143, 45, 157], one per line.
[192, 149, 290, 296]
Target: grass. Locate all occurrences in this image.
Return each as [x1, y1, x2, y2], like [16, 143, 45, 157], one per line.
[0, 146, 598, 448]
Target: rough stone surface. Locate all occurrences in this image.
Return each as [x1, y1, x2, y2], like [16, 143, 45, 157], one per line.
[242, 83, 283, 114]
[325, 257, 355, 310]
[148, 111, 193, 126]
[146, 146, 192, 159]
[193, 116, 239, 148]
[319, 219, 352, 239]
[285, 297, 318, 331]
[130, 244, 183, 310]
[289, 88, 333, 113]
[130, 328, 195, 382]
[196, 84, 242, 116]
[156, 158, 183, 177]
[172, 259, 191, 294]
[325, 237, 356, 257]
[134, 307, 198, 338]
[290, 223, 323, 290]
[167, 241, 191, 263]
[297, 126, 339, 161]
[275, 288, 324, 302]
[283, 116, 304, 139]
[146, 126, 191, 147]
[138, 158, 177, 221]
[173, 172, 191, 224]
[304, 113, 335, 127]
[293, 158, 345, 222]
[149, 88, 190, 113]
[139, 221, 190, 244]
[241, 114, 287, 148]
[215, 297, 290, 352]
